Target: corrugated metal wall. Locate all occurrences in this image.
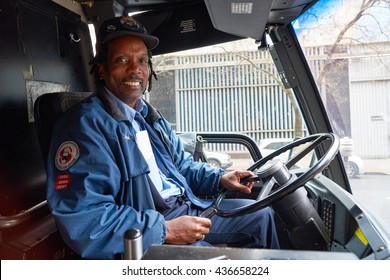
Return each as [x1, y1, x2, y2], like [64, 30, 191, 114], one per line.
[304, 43, 390, 158]
[349, 52, 390, 158]
[350, 80, 389, 158]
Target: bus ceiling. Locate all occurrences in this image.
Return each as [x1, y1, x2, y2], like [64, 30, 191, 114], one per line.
[68, 0, 318, 55]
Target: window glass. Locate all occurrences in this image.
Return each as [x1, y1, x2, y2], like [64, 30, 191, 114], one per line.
[294, 0, 390, 226]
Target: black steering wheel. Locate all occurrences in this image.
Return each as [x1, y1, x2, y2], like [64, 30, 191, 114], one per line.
[201, 133, 340, 218]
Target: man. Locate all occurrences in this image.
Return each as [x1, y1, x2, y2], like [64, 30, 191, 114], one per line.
[46, 16, 279, 259]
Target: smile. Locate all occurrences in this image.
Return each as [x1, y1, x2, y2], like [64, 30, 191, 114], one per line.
[124, 80, 142, 86]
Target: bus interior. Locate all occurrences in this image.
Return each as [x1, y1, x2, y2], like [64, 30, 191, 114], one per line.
[0, 0, 389, 260]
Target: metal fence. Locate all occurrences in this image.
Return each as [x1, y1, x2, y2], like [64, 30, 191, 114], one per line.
[154, 50, 298, 149]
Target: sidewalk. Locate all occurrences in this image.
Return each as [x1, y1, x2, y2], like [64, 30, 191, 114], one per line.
[363, 158, 390, 175]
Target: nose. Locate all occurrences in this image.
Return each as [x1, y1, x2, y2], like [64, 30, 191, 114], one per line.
[126, 60, 142, 74]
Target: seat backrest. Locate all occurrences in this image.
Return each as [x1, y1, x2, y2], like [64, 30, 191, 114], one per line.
[177, 132, 208, 162]
[34, 92, 93, 165]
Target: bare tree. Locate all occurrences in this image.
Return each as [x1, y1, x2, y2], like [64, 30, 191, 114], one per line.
[316, 0, 390, 85]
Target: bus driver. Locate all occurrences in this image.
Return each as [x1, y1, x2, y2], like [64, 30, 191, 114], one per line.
[46, 16, 280, 259]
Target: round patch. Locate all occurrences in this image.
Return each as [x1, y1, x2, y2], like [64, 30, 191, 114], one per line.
[55, 141, 80, 171]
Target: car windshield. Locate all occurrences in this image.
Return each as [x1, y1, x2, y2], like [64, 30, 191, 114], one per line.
[148, 0, 390, 228]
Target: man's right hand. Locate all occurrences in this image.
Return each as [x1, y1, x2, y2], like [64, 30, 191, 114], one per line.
[164, 215, 211, 244]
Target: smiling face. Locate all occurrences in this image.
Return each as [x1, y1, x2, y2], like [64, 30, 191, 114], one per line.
[98, 35, 150, 108]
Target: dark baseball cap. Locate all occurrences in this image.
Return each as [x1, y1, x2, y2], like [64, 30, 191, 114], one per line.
[96, 16, 159, 50]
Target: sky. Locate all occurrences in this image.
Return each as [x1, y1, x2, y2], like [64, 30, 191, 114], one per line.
[293, 0, 390, 46]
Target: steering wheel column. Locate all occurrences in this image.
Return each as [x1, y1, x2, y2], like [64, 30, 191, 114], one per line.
[255, 157, 331, 250]
[273, 187, 330, 250]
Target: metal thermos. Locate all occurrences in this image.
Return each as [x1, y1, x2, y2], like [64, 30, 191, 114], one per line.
[123, 228, 143, 260]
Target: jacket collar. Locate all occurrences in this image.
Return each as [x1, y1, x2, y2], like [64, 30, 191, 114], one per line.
[143, 99, 161, 126]
[96, 86, 161, 124]
[96, 86, 125, 120]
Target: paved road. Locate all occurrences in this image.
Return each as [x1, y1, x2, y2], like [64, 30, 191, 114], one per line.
[350, 174, 390, 226]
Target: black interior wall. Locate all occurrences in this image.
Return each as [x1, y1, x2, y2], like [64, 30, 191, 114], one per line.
[0, 0, 94, 215]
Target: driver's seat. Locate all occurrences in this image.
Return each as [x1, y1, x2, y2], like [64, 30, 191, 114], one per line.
[34, 92, 93, 165]
[32, 91, 93, 259]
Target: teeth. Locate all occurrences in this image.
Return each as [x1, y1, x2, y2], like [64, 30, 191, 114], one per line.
[124, 81, 141, 86]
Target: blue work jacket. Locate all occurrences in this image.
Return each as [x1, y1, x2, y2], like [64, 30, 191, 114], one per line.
[46, 88, 224, 259]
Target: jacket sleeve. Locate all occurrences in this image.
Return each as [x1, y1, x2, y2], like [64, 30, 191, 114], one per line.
[46, 114, 166, 259]
[156, 117, 225, 197]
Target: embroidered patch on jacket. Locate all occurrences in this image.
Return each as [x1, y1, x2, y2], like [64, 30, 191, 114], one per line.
[55, 141, 80, 170]
[54, 174, 71, 190]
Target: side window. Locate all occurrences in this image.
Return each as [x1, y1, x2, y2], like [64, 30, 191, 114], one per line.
[204, 143, 254, 171]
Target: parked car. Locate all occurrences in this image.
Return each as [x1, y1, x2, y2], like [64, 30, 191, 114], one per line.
[258, 138, 293, 162]
[204, 149, 233, 170]
[258, 138, 365, 178]
[177, 132, 232, 169]
[339, 137, 365, 178]
[343, 155, 365, 178]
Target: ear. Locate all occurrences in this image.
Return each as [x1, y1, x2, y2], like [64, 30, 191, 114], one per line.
[98, 64, 105, 80]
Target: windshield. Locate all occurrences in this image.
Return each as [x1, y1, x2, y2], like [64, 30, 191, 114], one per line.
[294, 0, 390, 226]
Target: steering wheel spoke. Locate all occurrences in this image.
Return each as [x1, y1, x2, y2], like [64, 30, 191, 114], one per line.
[285, 134, 324, 168]
[256, 178, 275, 200]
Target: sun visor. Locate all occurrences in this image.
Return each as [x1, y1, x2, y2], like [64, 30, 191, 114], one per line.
[204, 0, 273, 40]
[133, 2, 242, 55]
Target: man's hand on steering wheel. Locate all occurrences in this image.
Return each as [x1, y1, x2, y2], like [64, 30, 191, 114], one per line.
[219, 170, 256, 194]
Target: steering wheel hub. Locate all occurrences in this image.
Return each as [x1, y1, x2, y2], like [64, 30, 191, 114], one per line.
[257, 159, 292, 186]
